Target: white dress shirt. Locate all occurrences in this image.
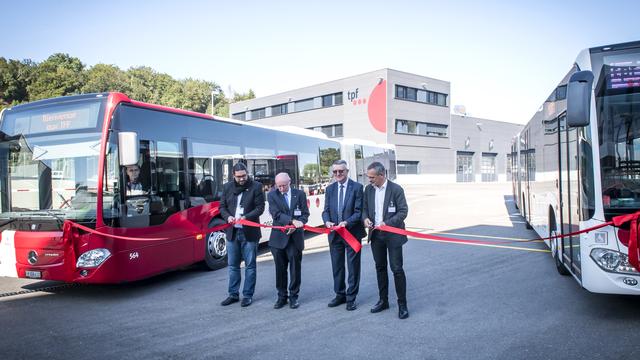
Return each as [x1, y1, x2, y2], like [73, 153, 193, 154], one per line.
[234, 192, 243, 228]
[374, 180, 387, 226]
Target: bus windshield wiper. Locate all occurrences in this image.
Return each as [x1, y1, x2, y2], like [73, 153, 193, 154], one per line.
[44, 210, 65, 228]
[0, 218, 16, 227]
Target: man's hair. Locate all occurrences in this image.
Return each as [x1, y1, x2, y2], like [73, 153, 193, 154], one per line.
[232, 162, 248, 173]
[331, 159, 349, 171]
[367, 162, 386, 176]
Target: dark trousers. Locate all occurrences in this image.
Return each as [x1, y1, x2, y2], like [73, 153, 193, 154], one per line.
[371, 232, 407, 305]
[271, 241, 302, 300]
[330, 237, 361, 302]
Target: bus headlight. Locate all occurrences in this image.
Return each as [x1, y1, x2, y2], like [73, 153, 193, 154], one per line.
[590, 248, 639, 275]
[76, 248, 111, 268]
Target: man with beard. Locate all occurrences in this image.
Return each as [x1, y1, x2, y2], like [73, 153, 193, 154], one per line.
[219, 162, 265, 307]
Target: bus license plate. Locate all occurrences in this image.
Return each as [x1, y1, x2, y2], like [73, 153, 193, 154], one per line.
[25, 270, 41, 279]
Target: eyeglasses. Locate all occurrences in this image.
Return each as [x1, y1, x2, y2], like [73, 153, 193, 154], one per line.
[332, 169, 346, 174]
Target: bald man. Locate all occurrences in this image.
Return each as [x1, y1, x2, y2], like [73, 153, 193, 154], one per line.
[268, 172, 310, 309]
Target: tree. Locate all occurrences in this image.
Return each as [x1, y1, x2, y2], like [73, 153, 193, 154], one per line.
[0, 57, 36, 108]
[82, 63, 130, 94]
[27, 53, 85, 101]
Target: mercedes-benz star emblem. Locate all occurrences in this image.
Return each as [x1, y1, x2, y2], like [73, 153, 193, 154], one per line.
[27, 250, 38, 265]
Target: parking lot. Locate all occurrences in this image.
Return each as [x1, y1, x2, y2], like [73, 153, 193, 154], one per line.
[1, 183, 640, 359]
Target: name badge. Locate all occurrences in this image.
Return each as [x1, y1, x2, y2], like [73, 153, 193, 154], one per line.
[294, 209, 302, 216]
[388, 207, 396, 213]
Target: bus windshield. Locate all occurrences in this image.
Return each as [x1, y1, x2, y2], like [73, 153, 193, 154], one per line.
[596, 50, 640, 217]
[0, 98, 105, 224]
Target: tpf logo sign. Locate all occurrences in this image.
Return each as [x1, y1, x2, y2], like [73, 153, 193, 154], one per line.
[347, 88, 359, 101]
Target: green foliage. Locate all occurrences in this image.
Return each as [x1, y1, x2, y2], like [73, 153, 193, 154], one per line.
[27, 53, 85, 101]
[82, 63, 130, 94]
[0, 57, 36, 106]
[0, 53, 253, 116]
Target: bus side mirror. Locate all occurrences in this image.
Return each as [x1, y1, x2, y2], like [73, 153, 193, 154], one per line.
[118, 132, 139, 166]
[566, 70, 594, 127]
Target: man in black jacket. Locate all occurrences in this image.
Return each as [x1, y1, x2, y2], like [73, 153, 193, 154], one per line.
[363, 162, 410, 319]
[219, 162, 265, 307]
[322, 159, 366, 311]
[268, 172, 310, 309]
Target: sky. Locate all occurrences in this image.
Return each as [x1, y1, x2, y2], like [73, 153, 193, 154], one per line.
[1, 0, 638, 124]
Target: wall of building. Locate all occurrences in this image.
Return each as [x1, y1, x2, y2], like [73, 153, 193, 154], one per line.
[229, 68, 523, 184]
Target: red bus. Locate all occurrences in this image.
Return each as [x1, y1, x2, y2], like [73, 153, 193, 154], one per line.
[0, 93, 396, 283]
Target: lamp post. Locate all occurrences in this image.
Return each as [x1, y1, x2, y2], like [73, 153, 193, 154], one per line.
[211, 90, 216, 116]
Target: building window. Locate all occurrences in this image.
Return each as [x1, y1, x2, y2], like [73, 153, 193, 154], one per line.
[295, 98, 314, 112]
[251, 108, 266, 120]
[322, 94, 333, 107]
[395, 84, 447, 106]
[395, 119, 448, 137]
[232, 112, 246, 121]
[308, 124, 343, 138]
[334, 92, 343, 105]
[397, 161, 419, 175]
[481, 153, 497, 182]
[271, 103, 288, 116]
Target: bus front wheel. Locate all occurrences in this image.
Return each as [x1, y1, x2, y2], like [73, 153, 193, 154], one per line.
[204, 231, 228, 270]
[550, 229, 570, 276]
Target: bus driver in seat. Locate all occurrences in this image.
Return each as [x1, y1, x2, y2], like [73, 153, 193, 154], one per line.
[125, 164, 146, 196]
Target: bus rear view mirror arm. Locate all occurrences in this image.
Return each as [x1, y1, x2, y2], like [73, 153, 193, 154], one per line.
[118, 132, 139, 166]
[566, 70, 594, 127]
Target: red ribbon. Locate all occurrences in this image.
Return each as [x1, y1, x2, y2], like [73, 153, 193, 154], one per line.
[236, 218, 363, 253]
[64, 209, 640, 272]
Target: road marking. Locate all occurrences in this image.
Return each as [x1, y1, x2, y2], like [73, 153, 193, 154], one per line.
[408, 236, 551, 253]
[406, 229, 541, 243]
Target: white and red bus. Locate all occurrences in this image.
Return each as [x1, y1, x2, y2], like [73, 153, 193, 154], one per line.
[513, 40, 640, 294]
[0, 93, 396, 283]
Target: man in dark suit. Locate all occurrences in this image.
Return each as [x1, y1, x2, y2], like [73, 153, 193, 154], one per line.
[322, 159, 366, 311]
[219, 162, 265, 307]
[362, 161, 410, 319]
[268, 172, 310, 309]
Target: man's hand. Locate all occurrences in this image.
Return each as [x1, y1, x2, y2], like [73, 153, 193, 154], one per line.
[364, 218, 373, 228]
[325, 221, 335, 228]
[292, 220, 303, 228]
[337, 221, 347, 227]
[227, 216, 235, 224]
[379, 221, 386, 227]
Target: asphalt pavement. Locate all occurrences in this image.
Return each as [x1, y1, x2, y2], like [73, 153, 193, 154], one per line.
[1, 183, 640, 360]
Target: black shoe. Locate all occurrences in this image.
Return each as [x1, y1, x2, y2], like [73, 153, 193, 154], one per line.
[274, 298, 287, 309]
[370, 299, 389, 313]
[398, 304, 409, 319]
[328, 297, 347, 307]
[220, 296, 239, 306]
[289, 298, 300, 309]
[240, 298, 253, 307]
[346, 301, 357, 311]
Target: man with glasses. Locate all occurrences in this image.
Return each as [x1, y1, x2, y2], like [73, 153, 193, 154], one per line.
[363, 162, 410, 319]
[219, 162, 265, 307]
[268, 172, 310, 309]
[322, 160, 366, 311]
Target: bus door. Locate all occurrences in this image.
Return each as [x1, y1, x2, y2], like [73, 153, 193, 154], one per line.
[559, 114, 582, 277]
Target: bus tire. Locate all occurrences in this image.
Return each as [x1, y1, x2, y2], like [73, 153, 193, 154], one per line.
[522, 195, 532, 229]
[204, 231, 228, 270]
[549, 227, 570, 276]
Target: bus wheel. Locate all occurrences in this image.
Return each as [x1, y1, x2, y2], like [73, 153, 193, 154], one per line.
[204, 231, 228, 270]
[522, 197, 533, 229]
[550, 229, 570, 276]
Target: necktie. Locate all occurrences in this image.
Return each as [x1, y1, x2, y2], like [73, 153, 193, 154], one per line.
[283, 192, 289, 210]
[338, 184, 344, 222]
